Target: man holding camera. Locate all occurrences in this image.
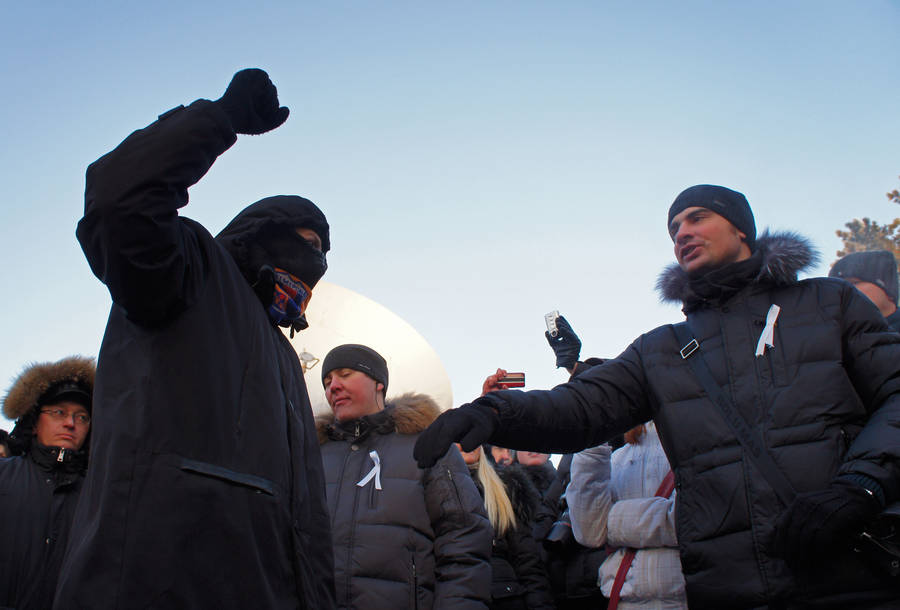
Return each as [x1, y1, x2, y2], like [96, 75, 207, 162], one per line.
[416, 185, 900, 608]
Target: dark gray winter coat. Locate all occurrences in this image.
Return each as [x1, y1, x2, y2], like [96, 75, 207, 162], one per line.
[481, 232, 900, 609]
[55, 100, 335, 609]
[318, 393, 492, 610]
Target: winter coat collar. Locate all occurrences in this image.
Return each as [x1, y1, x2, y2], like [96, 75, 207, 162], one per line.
[316, 392, 441, 445]
[29, 442, 88, 477]
[656, 230, 819, 311]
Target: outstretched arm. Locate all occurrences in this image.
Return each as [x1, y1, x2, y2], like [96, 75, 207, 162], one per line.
[414, 339, 653, 468]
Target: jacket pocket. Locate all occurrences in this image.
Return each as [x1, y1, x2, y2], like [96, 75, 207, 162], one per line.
[178, 457, 276, 496]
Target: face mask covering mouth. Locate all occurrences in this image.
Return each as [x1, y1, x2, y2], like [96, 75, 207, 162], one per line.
[264, 267, 313, 327]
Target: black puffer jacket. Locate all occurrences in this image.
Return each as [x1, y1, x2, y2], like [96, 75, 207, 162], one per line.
[530, 455, 606, 610]
[0, 446, 85, 610]
[519, 461, 558, 542]
[318, 393, 492, 609]
[470, 464, 556, 610]
[55, 101, 335, 609]
[480, 232, 900, 608]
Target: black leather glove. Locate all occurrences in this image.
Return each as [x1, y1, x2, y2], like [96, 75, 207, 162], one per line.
[545, 314, 581, 369]
[772, 478, 883, 567]
[216, 68, 289, 135]
[413, 399, 501, 468]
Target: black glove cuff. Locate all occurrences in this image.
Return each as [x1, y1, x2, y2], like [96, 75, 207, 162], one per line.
[471, 394, 503, 425]
[556, 353, 578, 370]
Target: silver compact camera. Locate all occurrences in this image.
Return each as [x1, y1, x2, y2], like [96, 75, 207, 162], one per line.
[545, 310, 560, 337]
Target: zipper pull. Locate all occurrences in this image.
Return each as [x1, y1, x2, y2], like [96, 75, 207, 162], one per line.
[355, 422, 360, 438]
[57, 448, 66, 463]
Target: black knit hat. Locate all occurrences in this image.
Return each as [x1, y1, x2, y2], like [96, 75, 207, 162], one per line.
[829, 250, 899, 304]
[668, 185, 757, 251]
[321, 344, 389, 394]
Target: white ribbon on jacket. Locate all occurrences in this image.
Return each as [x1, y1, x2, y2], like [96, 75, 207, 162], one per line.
[755, 304, 781, 357]
[357, 450, 382, 490]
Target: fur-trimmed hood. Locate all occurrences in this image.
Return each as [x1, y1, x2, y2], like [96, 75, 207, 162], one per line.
[520, 461, 557, 494]
[2, 355, 95, 421]
[496, 464, 542, 525]
[656, 230, 820, 306]
[316, 392, 441, 445]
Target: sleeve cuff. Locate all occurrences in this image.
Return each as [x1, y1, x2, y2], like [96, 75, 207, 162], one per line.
[839, 473, 886, 507]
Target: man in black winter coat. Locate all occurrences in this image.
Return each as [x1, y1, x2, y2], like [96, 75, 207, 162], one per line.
[54, 69, 335, 609]
[416, 185, 900, 609]
[0, 356, 94, 610]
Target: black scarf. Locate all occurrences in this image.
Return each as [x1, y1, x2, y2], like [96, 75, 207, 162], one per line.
[684, 251, 764, 312]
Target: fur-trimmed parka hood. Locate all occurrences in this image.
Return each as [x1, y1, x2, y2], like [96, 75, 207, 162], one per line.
[316, 392, 440, 445]
[496, 464, 542, 525]
[2, 355, 95, 421]
[520, 460, 557, 494]
[656, 230, 820, 307]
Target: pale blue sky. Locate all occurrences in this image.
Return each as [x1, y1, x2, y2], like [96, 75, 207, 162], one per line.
[2, 2, 899, 426]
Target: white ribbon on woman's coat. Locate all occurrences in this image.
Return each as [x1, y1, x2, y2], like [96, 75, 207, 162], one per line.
[357, 450, 382, 490]
[755, 304, 781, 357]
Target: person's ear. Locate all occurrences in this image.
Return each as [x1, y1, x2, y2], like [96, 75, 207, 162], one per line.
[376, 382, 384, 393]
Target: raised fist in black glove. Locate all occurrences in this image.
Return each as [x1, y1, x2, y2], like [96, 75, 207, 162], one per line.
[771, 478, 883, 567]
[413, 399, 501, 468]
[216, 68, 289, 135]
[545, 314, 581, 369]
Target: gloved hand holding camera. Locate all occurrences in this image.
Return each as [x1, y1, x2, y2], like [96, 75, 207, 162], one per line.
[545, 314, 582, 370]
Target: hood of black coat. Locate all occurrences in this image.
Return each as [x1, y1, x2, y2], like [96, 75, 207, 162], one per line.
[215, 195, 330, 290]
[215, 196, 330, 331]
[656, 230, 819, 308]
[216, 195, 330, 254]
[316, 392, 441, 445]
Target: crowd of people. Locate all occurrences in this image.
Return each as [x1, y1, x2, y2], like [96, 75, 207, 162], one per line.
[2, 67, 900, 609]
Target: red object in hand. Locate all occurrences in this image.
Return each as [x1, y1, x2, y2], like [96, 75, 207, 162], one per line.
[497, 372, 525, 388]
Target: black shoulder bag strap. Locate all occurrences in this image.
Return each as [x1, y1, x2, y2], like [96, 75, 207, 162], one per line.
[670, 321, 796, 506]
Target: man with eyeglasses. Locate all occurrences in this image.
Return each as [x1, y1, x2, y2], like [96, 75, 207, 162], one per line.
[0, 355, 94, 610]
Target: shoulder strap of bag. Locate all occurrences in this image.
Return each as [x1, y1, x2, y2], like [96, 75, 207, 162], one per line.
[669, 322, 796, 506]
[607, 469, 676, 610]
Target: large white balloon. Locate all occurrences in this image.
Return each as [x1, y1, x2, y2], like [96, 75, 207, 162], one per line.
[285, 281, 453, 416]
